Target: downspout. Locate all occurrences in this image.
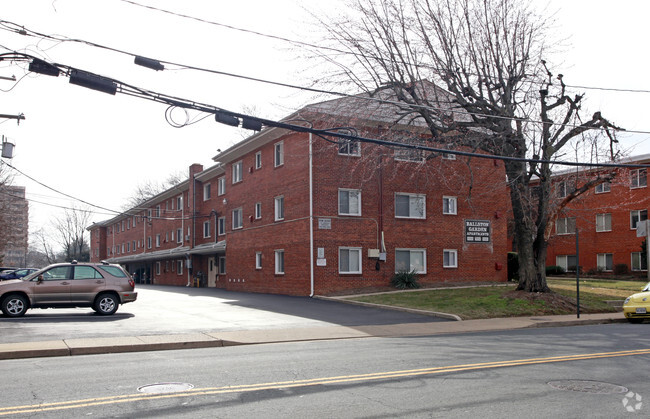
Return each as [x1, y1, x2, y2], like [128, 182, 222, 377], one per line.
[309, 132, 315, 297]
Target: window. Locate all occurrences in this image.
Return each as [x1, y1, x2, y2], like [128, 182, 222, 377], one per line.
[176, 228, 183, 243]
[73, 266, 102, 279]
[203, 183, 211, 200]
[394, 138, 425, 162]
[218, 216, 226, 235]
[203, 220, 211, 238]
[442, 153, 456, 160]
[556, 255, 577, 272]
[557, 181, 568, 198]
[256, 252, 262, 269]
[595, 214, 611, 232]
[126, 242, 130, 252]
[631, 169, 647, 189]
[556, 217, 576, 235]
[132, 240, 136, 251]
[338, 140, 360, 156]
[275, 250, 285, 274]
[443, 196, 457, 215]
[155, 262, 161, 276]
[217, 177, 226, 196]
[255, 151, 262, 169]
[631, 210, 648, 229]
[395, 193, 426, 219]
[218, 256, 226, 274]
[255, 202, 262, 219]
[176, 196, 182, 210]
[338, 189, 361, 216]
[274, 196, 284, 221]
[155, 205, 161, 218]
[232, 161, 243, 183]
[632, 252, 648, 271]
[176, 260, 183, 275]
[147, 236, 152, 249]
[443, 249, 458, 268]
[395, 249, 426, 274]
[233, 208, 243, 229]
[595, 182, 611, 194]
[339, 247, 362, 274]
[155, 234, 161, 247]
[274, 141, 284, 167]
[597, 253, 613, 271]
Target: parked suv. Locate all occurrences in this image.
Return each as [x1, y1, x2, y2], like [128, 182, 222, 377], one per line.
[0, 261, 137, 317]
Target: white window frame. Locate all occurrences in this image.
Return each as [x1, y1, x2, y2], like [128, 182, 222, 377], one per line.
[556, 217, 576, 235]
[631, 210, 648, 229]
[155, 262, 161, 275]
[274, 141, 284, 167]
[218, 256, 226, 275]
[338, 140, 360, 156]
[255, 151, 262, 169]
[176, 196, 182, 210]
[556, 255, 577, 272]
[443, 249, 458, 268]
[233, 208, 243, 229]
[217, 177, 226, 196]
[339, 247, 362, 274]
[395, 249, 426, 274]
[203, 183, 211, 201]
[631, 168, 647, 189]
[147, 236, 152, 249]
[275, 250, 285, 274]
[442, 152, 456, 160]
[218, 216, 226, 235]
[597, 253, 613, 271]
[632, 252, 647, 271]
[443, 196, 457, 215]
[255, 202, 262, 219]
[338, 189, 361, 216]
[595, 213, 611, 232]
[176, 260, 183, 275]
[395, 193, 426, 219]
[155, 234, 161, 248]
[232, 161, 243, 184]
[203, 220, 211, 238]
[255, 252, 262, 270]
[595, 182, 611, 194]
[274, 196, 285, 221]
[176, 228, 182, 243]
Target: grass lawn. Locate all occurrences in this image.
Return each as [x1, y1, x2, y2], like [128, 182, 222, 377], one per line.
[345, 280, 631, 320]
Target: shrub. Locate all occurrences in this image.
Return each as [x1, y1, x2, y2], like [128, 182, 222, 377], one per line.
[390, 270, 420, 290]
[614, 264, 629, 275]
[546, 265, 565, 275]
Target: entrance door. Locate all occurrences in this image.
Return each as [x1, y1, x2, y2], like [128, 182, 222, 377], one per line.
[208, 256, 217, 287]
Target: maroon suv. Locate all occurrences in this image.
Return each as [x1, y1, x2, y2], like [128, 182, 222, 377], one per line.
[0, 261, 137, 317]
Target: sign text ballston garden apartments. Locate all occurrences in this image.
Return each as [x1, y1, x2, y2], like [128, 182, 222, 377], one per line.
[465, 219, 491, 243]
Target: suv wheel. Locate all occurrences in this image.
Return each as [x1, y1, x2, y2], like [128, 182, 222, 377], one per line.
[1, 294, 28, 317]
[93, 293, 119, 315]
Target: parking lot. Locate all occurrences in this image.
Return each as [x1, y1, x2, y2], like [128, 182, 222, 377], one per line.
[0, 285, 445, 344]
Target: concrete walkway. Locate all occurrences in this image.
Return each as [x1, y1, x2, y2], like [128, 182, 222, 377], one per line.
[0, 312, 625, 360]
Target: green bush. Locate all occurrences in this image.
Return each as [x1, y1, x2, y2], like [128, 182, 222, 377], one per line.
[390, 270, 421, 290]
[546, 265, 565, 275]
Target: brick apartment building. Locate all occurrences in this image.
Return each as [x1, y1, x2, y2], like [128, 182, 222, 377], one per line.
[0, 185, 29, 267]
[545, 154, 650, 274]
[89, 90, 510, 295]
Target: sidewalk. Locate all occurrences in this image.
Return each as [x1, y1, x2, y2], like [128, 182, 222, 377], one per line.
[0, 312, 625, 360]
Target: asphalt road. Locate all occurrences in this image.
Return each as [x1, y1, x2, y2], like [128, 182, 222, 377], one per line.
[0, 323, 647, 418]
[0, 285, 446, 344]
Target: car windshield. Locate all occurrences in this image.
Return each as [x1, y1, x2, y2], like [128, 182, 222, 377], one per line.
[22, 269, 46, 281]
[643, 282, 650, 292]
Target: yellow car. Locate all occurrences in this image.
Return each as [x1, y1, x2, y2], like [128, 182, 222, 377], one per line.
[623, 282, 650, 323]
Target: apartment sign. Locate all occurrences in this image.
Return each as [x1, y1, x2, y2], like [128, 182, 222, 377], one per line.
[465, 219, 491, 243]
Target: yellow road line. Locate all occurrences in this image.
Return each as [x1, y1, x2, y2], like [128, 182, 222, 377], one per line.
[2, 348, 649, 415]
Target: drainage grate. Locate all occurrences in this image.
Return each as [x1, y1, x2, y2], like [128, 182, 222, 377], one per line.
[137, 382, 195, 394]
[548, 380, 628, 394]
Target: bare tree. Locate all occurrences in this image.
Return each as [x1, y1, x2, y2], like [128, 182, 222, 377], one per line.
[122, 171, 185, 211]
[315, 0, 622, 292]
[0, 162, 15, 264]
[31, 228, 58, 265]
[52, 206, 92, 262]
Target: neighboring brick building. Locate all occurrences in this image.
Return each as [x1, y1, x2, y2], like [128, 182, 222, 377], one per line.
[89, 91, 510, 295]
[545, 154, 650, 274]
[0, 185, 29, 267]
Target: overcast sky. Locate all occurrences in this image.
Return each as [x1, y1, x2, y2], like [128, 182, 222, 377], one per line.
[2, 0, 649, 243]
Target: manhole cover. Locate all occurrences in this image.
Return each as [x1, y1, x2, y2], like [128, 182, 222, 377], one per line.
[548, 380, 628, 394]
[137, 382, 194, 394]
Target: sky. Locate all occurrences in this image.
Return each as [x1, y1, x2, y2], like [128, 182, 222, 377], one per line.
[1, 0, 650, 247]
